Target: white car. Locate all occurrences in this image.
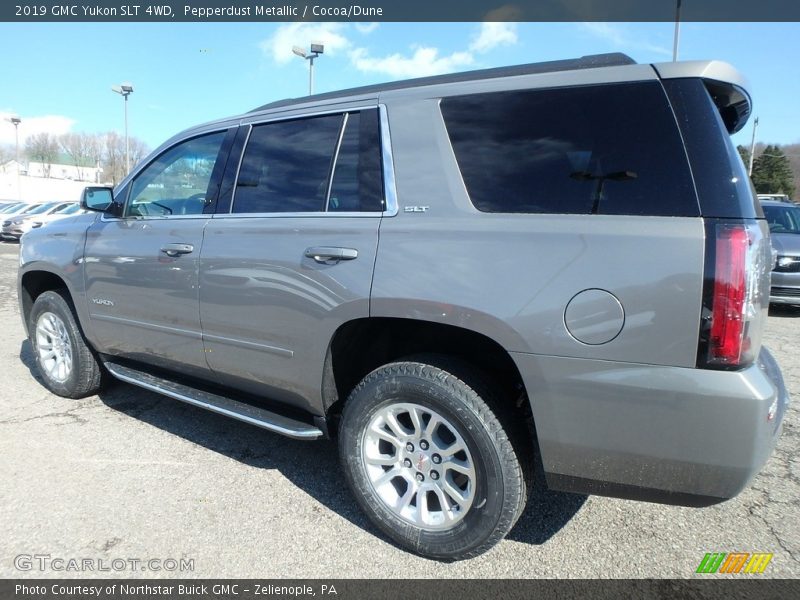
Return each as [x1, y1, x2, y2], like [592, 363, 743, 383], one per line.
[1, 202, 75, 241]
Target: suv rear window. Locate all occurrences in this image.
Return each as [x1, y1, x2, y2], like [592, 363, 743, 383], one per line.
[440, 82, 698, 217]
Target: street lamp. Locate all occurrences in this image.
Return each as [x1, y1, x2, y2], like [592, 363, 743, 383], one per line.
[111, 82, 134, 174]
[672, 0, 682, 61]
[292, 44, 324, 95]
[5, 115, 21, 164]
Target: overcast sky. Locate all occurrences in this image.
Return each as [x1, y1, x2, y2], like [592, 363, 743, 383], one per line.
[1, 22, 798, 151]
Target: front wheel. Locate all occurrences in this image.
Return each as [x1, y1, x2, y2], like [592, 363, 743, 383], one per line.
[29, 290, 104, 399]
[339, 359, 530, 560]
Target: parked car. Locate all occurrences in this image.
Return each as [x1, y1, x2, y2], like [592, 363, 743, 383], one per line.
[0, 203, 50, 238]
[0, 202, 26, 214]
[1, 201, 73, 241]
[23, 202, 84, 232]
[18, 53, 790, 560]
[762, 200, 800, 305]
[758, 193, 794, 204]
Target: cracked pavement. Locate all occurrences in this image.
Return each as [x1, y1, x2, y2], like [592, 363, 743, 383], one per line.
[0, 242, 797, 578]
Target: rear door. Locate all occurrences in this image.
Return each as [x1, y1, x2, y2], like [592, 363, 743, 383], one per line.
[199, 106, 388, 414]
[83, 129, 233, 376]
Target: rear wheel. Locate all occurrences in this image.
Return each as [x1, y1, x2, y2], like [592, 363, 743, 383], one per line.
[339, 358, 530, 560]
[29, 290, 104, 398]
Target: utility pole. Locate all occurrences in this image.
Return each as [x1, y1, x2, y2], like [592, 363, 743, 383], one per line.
[749, 116, 759, 176]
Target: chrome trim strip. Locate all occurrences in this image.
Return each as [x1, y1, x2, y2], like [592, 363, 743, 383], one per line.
[90, 314, 202, 339]
[101, 214, 210, 222]
[379, 104, 399, 217]
[105, 364, 322, 440]
[203, 333, 294, 358]
[240, 104, 377, 127]
[325, 112, 349, 212]
[210, 211, 381, 219]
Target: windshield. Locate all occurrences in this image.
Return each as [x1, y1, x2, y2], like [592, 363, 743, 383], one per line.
[22, 202, 58, 216]
[0, 203, 23, 213]
[54, 203, 79, 215]
[763, 204, 800, 234]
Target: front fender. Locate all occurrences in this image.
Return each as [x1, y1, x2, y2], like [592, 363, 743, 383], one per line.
[18, 214, 96, 339]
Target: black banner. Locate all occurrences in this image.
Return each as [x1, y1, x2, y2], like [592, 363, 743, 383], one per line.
[2, 579, 800, 600]
[2, 0, 800, 22]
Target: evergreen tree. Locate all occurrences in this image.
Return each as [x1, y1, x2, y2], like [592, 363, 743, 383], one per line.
[752, 145, 796, 197]
[737, 145, 751, 171]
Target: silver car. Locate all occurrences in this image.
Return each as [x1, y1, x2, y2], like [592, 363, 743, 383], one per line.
[1, 201, 73, 241]
[762, 200, 800, 305]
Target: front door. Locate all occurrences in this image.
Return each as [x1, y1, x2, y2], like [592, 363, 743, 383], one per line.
[84, 130, 230, 376]
[199, 108, 386, 413]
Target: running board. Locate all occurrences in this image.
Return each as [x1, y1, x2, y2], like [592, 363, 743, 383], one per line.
[104, 362, 323, 440]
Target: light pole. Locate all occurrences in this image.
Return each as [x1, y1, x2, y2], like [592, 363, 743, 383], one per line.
[292, 44, 324, 95]
[748, 116, 759, 177]
[6, 115, 21, 164]
[111, 82, 134, 173]
[5, 115, 22, 198]
[672, 0, 682, 61]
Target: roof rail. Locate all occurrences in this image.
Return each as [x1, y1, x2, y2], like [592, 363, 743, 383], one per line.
[250, 53, 636, 113]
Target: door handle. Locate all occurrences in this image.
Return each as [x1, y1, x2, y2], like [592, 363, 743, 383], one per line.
[160, 243, 194, 257]
[304, 247, 358, 264]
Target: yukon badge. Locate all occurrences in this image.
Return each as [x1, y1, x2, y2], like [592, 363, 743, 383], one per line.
[404, 206, 430, 213]
[91, 298, 114, 307]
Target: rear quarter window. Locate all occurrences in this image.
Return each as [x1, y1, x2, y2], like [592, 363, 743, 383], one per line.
[440, 82, 698, 217]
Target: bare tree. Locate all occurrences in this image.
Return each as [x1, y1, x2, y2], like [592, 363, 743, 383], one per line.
[100, 131, 149, 185]
[85, 134, 102, 182]
[102, 131, 124, 185]
[59, 132, 96, 181]
[128, 138, 149, 170]
[25, 132, 59, 177]
[0, 144, 15, 165]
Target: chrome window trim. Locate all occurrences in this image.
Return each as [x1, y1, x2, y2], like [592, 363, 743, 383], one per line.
[101, 213, 211, 222]
[379, 104, 399, 217]
[325, 112, 349, 212]
[240, 104, 377, 127]
[211, 211, 390, 219]
[223, 104, 397, 218]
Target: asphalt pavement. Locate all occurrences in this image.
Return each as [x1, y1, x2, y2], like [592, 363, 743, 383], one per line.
[0, 241, 797, 578]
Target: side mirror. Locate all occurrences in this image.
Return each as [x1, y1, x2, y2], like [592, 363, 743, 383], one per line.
[81, 187, 123, 217]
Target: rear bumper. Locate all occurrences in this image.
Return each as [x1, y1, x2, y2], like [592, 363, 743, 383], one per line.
[512, 347, 789, 505]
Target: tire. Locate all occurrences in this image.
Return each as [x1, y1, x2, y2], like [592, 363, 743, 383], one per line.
[29, 289, 104, 399]
[339, 358, 530, 560]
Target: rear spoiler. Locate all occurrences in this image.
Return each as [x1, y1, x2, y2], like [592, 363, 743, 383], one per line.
[653, 60, 752, 134]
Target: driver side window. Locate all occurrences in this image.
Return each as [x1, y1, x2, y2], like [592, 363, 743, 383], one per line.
[127, 131, 226, 217]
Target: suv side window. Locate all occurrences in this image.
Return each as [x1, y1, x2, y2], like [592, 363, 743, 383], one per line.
[232, 108, 384, 214]
[233, 115, 341, 214]
[328, 110, 384, 212]
[127, 131, 227, 217]
[440, 82, 698, 217]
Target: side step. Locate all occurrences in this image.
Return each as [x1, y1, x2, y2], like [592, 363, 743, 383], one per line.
[104, 362, 323, 440]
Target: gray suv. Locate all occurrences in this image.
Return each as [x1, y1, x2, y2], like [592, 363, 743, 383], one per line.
[18, 53, 790, 560]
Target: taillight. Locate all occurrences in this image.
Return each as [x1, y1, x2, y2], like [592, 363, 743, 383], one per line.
[698, 220, 770, 369]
